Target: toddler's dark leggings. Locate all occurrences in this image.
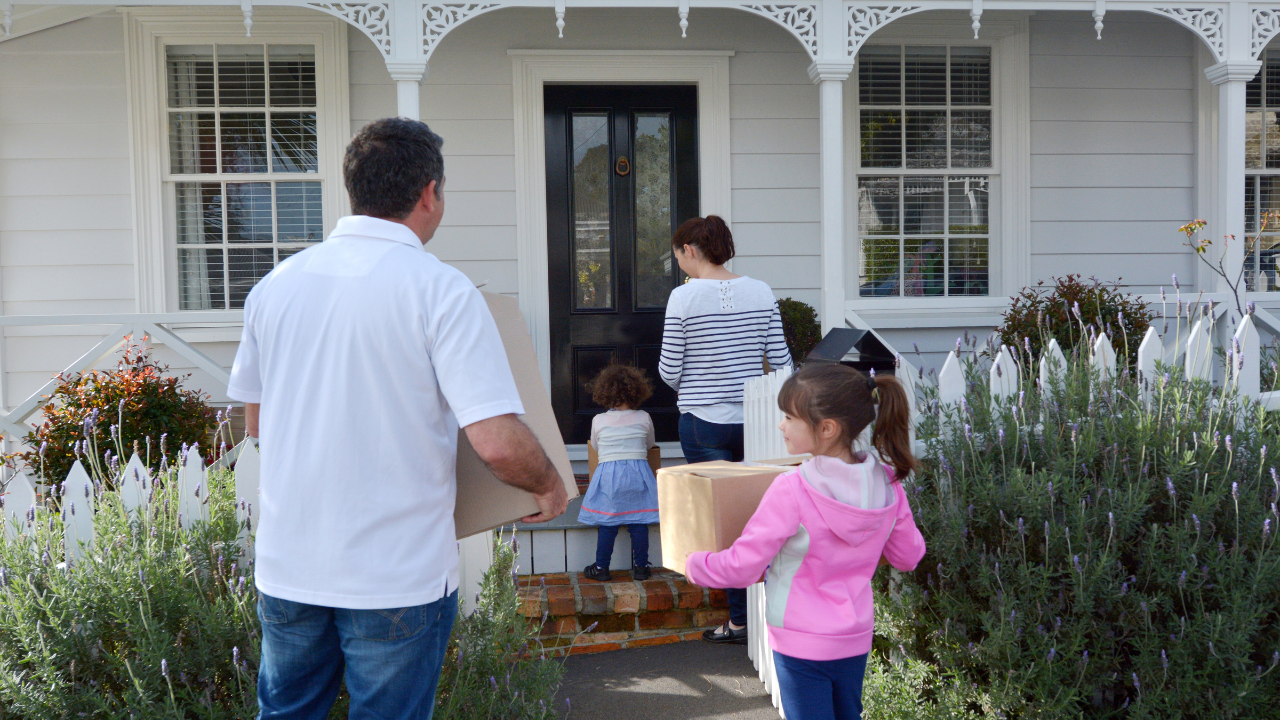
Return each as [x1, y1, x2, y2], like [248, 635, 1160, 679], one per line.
[772, 651, 867, 720]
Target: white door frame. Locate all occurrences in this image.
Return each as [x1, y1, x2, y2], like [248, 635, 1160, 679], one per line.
[509, 50, 733, 390]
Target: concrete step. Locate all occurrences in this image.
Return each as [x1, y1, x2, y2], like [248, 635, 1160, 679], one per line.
[516, 568, 731, 656]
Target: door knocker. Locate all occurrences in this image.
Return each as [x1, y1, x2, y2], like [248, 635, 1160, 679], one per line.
[615, 156, 631, 176]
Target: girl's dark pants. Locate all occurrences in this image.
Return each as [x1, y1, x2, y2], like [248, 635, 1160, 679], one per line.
[677, 413, 747, 626]
[772, 651, 868, 720]
[595, 524, 650, 569]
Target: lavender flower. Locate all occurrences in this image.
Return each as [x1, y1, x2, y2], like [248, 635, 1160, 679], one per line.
[1161, 649, 1169, 669]
[233, 647, 240, 665]
[1083, 650, 1089, 665]
[1179, 570, 1187, 588]
[1166, 477, 1177, 500]
[1047, 648, 1056, 662]
[1226, 435, 1233, 452]
[1233, 482, 1240, 502]
[964, 424, 972, 441]
[1193, 514, 1201, 533]
[1017, 517, 1024, 535]
[1132, 672, 1141, 691]
[161, 659, 168, 679]
[1073, 555, 1082, 573]
[1265, 518, 1272, 538]
[1109, 512, 1115, 531]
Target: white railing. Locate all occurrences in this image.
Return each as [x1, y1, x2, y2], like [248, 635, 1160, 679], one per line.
[0, 312, 241, 443]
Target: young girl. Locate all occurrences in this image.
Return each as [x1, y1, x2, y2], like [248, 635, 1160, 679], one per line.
[577, 365, 660, 582]
[683, 363, 927, 720]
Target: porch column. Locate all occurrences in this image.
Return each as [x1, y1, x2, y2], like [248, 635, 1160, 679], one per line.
[385, 61, 427, 120]
[809, 62, 853, 334]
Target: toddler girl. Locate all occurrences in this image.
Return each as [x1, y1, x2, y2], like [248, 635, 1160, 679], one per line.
[578, 365, 660, 582]
[684, 363, 927, 720]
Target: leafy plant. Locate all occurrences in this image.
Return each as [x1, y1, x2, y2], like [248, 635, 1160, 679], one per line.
[891, 345, 1280, 718]
[778, 297, 821, 366]
[435, 531, 565, 719]
[14, 342, 216, 484]
[995, 275, 1152, 368]
[1179, 216, 1272, 318]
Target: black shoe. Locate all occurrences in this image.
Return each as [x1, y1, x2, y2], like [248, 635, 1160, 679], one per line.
[702, 621, 748, 644]
[583, 564, 611, 582]
[632, 564, 652, 581]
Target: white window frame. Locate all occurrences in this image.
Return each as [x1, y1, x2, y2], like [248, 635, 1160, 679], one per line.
[123, 8, 350, 315]
[844, 14, 1029, 318]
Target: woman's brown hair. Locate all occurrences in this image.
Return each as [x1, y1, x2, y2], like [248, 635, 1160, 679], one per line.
[587, 364, 654, 410]
[672, 215, 735, 266]
[776, 363, 918, 479]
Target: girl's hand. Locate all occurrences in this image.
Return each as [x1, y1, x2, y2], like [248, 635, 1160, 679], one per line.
[878, 554, 890, 567]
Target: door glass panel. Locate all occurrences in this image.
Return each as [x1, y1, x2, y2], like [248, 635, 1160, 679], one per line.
[571, 112, 613, 310]
[634, 112, 674, 309]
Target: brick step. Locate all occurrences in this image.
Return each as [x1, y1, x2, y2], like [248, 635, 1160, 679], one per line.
[516, 568, 731, 656]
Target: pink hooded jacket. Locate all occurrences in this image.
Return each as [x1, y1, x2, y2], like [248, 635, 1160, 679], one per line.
[684, 454, 927, 661]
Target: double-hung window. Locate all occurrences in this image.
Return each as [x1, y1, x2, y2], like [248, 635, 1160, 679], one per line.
[855, 45, 993, 298]
[166, 43, 324, 310]
[1245, 53, 1280, 291]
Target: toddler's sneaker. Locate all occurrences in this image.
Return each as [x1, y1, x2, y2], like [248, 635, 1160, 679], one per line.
[632, 564, 652, 581]
[583, 563, 612, 582]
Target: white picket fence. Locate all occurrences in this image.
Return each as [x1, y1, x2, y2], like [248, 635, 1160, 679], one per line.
[2, 441, 261, 565]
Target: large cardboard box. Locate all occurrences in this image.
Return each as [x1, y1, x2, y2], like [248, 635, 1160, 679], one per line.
[453, 293, 578, 538]
[657, 459, 803, 575]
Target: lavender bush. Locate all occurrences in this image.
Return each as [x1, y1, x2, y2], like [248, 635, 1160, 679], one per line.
[883, 335, 1280, 718]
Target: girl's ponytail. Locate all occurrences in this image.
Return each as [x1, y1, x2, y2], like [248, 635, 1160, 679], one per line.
[870, 375, 918, 480]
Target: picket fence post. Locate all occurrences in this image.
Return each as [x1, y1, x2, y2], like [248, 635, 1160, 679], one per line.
[1185, 319, 1212, 382]
[1091, 333, 1117, 381]
[233, 439, 260, 561]
[1039, 338, 1067, 393]
[990, 345, 1019, 404]
[119, 453, 151, 517]
[1136, 327, 1161, 401]
[62, 461, 94, 562]
[177, 444, 208, 527]
[1233, 314, 1260, 397]
[937, 351, 964, 406]
[3, 471, 37, 540]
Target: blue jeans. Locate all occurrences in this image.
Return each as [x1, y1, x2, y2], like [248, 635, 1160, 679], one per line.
[256, 590, 458, 720]
[678, 413, 747, 625]
[772, 651, 868, 720]
[595, 524, 650, 569]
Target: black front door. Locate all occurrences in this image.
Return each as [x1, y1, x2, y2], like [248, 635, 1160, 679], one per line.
[545, 85, 699, 445]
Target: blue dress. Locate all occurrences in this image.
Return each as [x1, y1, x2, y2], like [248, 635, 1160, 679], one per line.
[576, 409, 660, 526]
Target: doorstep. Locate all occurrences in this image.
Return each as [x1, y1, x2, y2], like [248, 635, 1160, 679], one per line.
[516, 568, 731, 657]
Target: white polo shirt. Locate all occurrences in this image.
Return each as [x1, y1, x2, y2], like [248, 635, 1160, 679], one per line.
[227, 215, 525, 609]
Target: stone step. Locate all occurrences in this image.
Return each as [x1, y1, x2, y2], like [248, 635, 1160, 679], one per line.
[516, 568, 731, 656]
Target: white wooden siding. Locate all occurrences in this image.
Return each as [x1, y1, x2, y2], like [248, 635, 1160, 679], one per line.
[1029, 12, 1197, 294]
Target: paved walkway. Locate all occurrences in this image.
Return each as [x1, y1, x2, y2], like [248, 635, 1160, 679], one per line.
[556, 640, 780, 719]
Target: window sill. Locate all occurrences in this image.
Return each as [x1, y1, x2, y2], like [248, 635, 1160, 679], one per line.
[847, 296, 1010, 329]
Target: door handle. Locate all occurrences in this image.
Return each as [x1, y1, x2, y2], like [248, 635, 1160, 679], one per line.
[615, 156, 631, 176]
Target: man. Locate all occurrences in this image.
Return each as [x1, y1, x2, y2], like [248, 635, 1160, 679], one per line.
[227, 117, 568, 720]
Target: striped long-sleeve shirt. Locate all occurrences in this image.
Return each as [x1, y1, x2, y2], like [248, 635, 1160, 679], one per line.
[659, 276, 794, 424]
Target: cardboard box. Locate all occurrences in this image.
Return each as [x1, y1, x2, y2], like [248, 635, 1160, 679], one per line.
[587, 444, 662, 478]
[657, 458, 805, 575]
[453, 293, 578, 538]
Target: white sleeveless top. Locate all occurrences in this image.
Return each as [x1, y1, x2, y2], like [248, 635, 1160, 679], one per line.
[590, 409, 656, 463]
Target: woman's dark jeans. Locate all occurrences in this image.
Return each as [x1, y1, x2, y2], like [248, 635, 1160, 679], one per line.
[678, 412, 748, 626]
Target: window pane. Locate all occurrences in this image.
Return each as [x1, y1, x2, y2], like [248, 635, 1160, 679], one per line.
[221, 112, 268, 173]
[278, 246, 309, 264]
[1248, 110, 1264, 169]
[906, 110, 947, 168]
[1260, 235, 1280, 292]
[167, 45, 215, 108]
[271, 112, 318, 173]
[176, 182, 223, 244]
[276, 182, 323, 241]
[228, 247, 275, 308]
[169, 112, 217, 174]
[634, 113, 674, 309]
[904, 238, 944, 296]
[948, 177, 989, 234]
[858, 46, 900, 105]
[903, 176, 944, 234]
[905, 46, 946, 105]
[217, 45, 265, 107]
[179, 247, 225, 310]
[1249, 65, 1263, 108]
[860, 110, 901, 167]
[269, 45, 317, 107]
[1268, 52, 1280, 108]
[951, 110, 991, 168]
[857, 177, 899, 235]
[949, 237, 988, 296]
[1268, 111, 1280, 169]
[226, 182, 272, 242]
[860, 237, 899, 297]
[1247, 176, 1258, 234]
[571, 113, 613, 310]
[950, 47, 991, 106]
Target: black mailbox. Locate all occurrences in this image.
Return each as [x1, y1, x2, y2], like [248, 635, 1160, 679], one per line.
[804, 328, 897, 377]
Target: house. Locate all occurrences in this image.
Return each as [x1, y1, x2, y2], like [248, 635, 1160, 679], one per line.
[1, 0, 1275, 463]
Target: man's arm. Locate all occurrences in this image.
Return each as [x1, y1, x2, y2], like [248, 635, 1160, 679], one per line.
[463, 414, 568, 523]
[244, 403, 260, 438]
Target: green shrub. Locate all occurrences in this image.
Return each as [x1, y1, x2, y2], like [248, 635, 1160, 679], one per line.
[890, 347, 1280, 718]
[778, 297, 821, 366]
[15, 343, 215, 484]
[996, 275, 1152, 367]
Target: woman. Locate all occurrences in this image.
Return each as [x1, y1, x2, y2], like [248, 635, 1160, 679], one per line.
[659, 215, 794, 644]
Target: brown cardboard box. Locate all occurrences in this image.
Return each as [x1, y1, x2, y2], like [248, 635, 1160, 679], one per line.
[657, 458, 805, 575]
[453, 293, 578, 538]
[586, 444, 662, 478]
